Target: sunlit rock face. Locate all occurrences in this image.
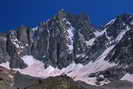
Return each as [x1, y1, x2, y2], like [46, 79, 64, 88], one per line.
[0, 11, 133, 87]
[1, 10, 96, 69]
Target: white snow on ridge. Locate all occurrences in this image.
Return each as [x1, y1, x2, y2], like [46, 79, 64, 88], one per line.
[104, 18, 116, 27]
[94, 28, 107, 37]
[115, 25, 130, 42]
[94, 31, 104, 37]
[94, 28, 111, 40]
[95, 21, 130, 41]
[32, 27, 38, 32]
[121, 73, 133, 83]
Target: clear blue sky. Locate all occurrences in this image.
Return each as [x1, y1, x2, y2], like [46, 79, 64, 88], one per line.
[0, 0, 133, 32]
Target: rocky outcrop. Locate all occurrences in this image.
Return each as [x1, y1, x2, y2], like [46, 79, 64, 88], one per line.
[0, 11, 133, 77]
[0, 10, 97, 68]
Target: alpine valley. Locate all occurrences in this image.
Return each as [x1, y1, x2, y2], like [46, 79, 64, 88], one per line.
[0, 10, 133, 89]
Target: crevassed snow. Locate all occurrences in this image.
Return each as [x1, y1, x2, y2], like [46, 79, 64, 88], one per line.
[121, 73, 133, 83]
[85, 38, 96, 46]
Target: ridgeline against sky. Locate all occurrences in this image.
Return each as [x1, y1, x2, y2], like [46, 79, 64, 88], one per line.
[0, 0, 133, 32]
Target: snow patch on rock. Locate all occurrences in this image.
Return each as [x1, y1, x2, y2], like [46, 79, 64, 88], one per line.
[32, 27, 38, 32]
[63, 18, 75, 54]
[85, 38, 96, 46]
[121, 73, 133, 83]
[14, 55, 115, 86]
[21, 56, 40, 66]
[94, 28, 106, 37]
[116, 25, 130, 42]
[105, 18, 116, 26]
[0, 61, 10, 69]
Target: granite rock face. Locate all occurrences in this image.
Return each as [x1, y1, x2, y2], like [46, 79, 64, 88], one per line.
[0, 10, 97, 68]
[0, 11, 133, 73]
[1, 11, 133, 89]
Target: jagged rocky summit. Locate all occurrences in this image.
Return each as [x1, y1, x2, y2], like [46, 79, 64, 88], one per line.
[0, 10, 133, 86]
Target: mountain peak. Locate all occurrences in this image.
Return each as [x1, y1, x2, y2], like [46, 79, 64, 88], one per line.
[105, 13, 133, 28]
[117, 13, 133, 19]
[1, 11, 133, 88]
[59, 9, 65, 13]
[116, 13, 133, 24]
[57, 9, 68, 18]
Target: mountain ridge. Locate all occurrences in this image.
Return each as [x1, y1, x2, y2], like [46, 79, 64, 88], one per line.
[0, 10, 133, 87]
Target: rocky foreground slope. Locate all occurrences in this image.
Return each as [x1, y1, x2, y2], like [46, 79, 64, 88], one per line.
[0, 69, 133, 89]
